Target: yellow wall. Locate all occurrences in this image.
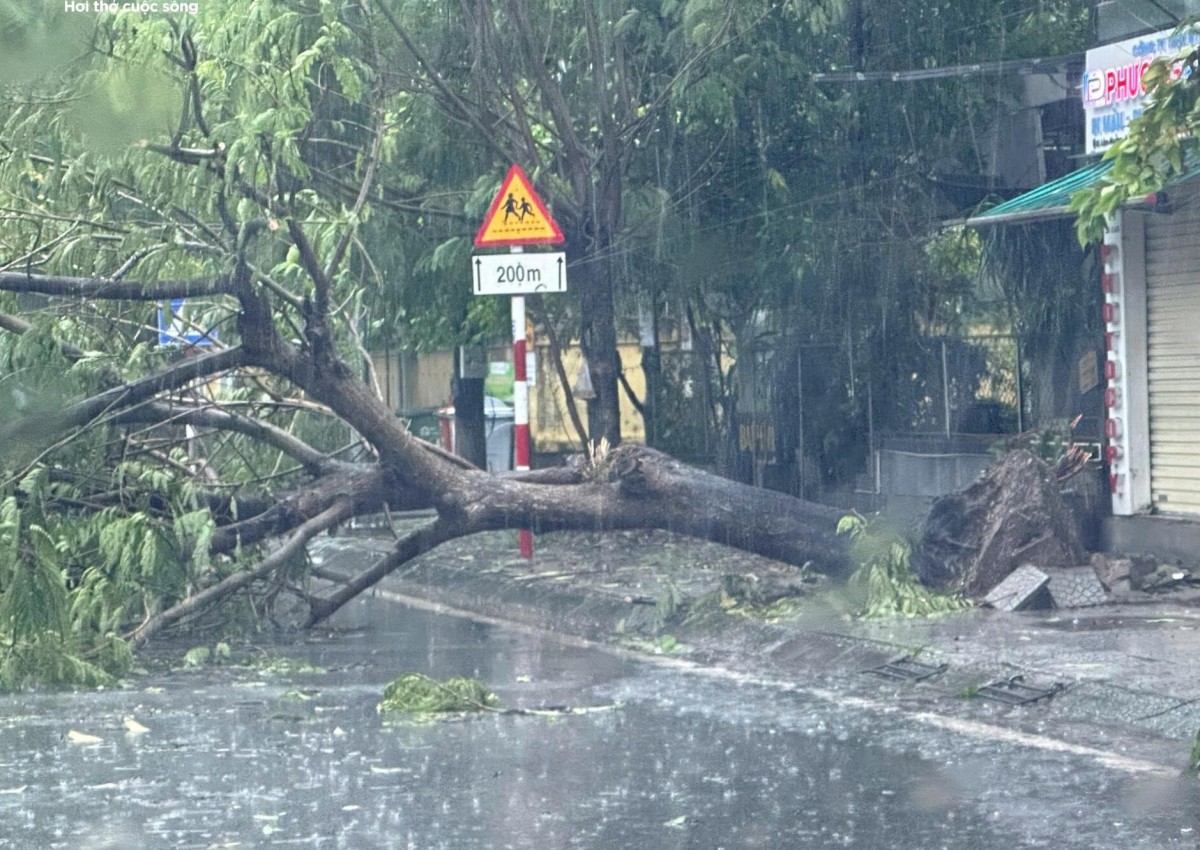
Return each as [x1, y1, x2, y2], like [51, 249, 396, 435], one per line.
[368, 349, 453, 412]
[530, 341, 646, 453]
[372, 346, 509, 413]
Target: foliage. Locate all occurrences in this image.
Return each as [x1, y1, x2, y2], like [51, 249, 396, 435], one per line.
[377, 672, 501, 715]
[916, 228, 986, 332]
[182, 642, 232, 667]
[683, 572, 814, 624]
[0, 629, 120, 691]
[1006, 2, 1093, 58]
[979, 217, 1100, 427]
[838, 514, 972, 618]
[0, 0, 385, 685]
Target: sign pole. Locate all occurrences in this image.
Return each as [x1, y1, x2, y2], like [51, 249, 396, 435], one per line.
[473, 163, 568, 562]
[511, 249, 534, 558]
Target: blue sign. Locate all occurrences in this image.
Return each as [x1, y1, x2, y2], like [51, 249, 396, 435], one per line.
[157, 298, 216, 346]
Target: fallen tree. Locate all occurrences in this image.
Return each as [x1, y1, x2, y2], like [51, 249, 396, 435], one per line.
[0, 256, 1090, 674]
[0, 5, 1090, 688]
[3, 253, 1088, 661]
[0, 6, 866, 677]
[0, 267, 853, 649]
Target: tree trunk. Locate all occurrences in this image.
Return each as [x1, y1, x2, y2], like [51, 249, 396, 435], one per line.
[295, 443, 853, 627]
[579, 258, 623, 448]
[477, 445, 852, 570]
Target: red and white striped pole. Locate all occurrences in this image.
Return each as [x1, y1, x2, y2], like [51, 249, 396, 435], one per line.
[511, 252, 534, 558]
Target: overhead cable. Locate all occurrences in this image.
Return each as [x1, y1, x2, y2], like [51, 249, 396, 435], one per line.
[812, 53, 1084, 84]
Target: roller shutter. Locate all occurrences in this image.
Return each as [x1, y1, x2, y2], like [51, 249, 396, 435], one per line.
[1145, 188, 1200, 514]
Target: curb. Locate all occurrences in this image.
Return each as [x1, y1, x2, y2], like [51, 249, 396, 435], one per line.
[311, 533, 1200, 775]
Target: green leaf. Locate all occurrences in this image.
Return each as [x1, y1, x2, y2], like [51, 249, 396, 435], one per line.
[184, 646, 212, 667]
[615, 9, 641, 36]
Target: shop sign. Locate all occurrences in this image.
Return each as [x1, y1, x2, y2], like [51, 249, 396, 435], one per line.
[1083, 27, 1200, 155]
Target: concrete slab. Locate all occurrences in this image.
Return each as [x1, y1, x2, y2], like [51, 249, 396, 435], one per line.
[1044, 565, 1109, 608]
[983, 564, 1051, 611]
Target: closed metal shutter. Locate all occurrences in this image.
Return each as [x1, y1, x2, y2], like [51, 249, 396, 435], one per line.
[1145, 187, 1200, 514]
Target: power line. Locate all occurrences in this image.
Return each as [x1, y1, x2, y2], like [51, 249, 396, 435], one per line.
[812, 53, 1083, 84]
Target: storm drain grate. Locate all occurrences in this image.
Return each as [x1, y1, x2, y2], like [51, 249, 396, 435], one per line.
[976, 675, 1064, 706]
[863, 655, 948, 683]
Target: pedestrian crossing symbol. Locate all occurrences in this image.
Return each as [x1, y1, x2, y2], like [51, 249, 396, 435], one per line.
[474, 164, 565, 247]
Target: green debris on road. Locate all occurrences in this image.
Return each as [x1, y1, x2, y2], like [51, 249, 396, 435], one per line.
[378, 673, 501, 716]
[840, 514, 972, 619]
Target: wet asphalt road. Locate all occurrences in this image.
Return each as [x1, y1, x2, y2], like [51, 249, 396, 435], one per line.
[2, 597, 1199, 849]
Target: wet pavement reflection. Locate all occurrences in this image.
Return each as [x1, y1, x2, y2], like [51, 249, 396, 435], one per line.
[2, 597, 1198, 848]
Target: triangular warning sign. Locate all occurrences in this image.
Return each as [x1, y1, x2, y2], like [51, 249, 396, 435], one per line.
[474, 164, 565, 247]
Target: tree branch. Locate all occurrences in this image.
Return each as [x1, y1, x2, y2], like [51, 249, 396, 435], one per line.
[0, 271, 230, 301]
[377, 1, 514, 165]
[323, 25, 386, 284]
[114, 401, 340, 477]
[619, 6, 743, 145]
[303, 518, 452, 627]
[505, 0, 591, 202]
[0, 346, 246, 466]
[207, 465, 396, 554]
[244, 337, 470, 498]
[128, 495, 355, 648]
[140, 141, 220, 165]
[618, 369, 646, 416]
[0, 311, 34, 336]
[286, 218, 333, 323]
[308, 167, 474, 222]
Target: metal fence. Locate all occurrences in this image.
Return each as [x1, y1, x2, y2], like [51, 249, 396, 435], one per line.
[793, 333, 1025, 502]
[879, 334, 1023, 440]
[651, 329, 1105, 512]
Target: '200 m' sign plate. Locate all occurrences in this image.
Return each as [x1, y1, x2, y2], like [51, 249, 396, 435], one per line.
[472, 252, 567, 296]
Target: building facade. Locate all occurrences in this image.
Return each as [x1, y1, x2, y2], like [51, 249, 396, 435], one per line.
[975, 12, 1200, 557]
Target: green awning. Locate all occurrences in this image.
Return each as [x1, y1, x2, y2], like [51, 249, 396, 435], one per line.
[967, 154, 1200, 227]
[966, 160, 1113, 227]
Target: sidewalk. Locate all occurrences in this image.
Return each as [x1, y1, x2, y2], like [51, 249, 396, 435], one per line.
[311, 526, 1200, 774]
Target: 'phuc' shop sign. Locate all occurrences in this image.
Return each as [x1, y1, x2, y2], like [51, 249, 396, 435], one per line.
[1083, 27, 1200, 155]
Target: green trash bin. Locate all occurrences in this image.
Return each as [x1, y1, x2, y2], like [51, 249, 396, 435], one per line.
[399, 408, 443, 447]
